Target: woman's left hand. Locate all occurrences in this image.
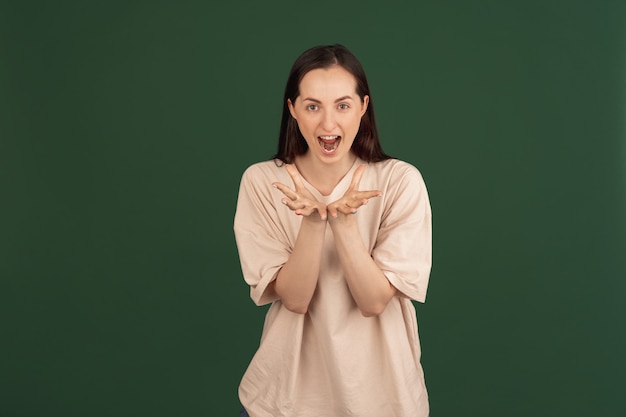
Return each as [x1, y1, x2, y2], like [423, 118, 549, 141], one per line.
[327, 165, 382, 219]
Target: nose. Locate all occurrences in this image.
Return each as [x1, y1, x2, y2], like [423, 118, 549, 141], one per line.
[320, 109, 337, 131]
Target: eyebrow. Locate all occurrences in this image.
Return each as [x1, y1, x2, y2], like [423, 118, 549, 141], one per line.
[302, 95, 355, 103]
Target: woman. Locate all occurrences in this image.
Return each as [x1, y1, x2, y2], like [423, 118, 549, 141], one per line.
[234, 44, 432, 417]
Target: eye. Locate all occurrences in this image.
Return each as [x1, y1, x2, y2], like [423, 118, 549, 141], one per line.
[306, 104, 318, 111]
[338, 103, 350, 110]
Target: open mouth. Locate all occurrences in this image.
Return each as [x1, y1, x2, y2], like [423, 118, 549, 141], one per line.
[317, 135, 341, 154]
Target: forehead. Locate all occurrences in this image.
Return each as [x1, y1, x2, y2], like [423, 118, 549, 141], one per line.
[298, 66, 358, 99]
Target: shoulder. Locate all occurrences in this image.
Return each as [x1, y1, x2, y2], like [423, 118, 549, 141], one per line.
[241, 159, 283, 177]
[366, 158, 426, 187]
[240, 160, 285, 185]
[237, 160, 291, 204]
[368, 159, 431, 218]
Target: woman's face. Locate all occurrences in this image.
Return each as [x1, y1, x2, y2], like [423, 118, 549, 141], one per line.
[288, 65, 369, 166]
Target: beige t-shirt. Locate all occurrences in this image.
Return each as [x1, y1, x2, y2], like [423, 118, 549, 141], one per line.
[234, 157, 432, 417]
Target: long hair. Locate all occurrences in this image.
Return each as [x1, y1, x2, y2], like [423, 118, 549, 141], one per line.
[273, 44, 390, 164]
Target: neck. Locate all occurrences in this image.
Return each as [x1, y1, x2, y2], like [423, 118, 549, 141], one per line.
[295, 153, 357, 196]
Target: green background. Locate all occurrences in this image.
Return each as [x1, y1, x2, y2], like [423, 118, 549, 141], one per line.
[1, 1, 625, 416]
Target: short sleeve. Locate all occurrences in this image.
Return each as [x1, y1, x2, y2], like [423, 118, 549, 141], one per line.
[233, 164, 291, 306]
[372, 163, 432, 303]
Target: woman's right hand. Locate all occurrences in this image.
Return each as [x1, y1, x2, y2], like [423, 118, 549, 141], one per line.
[272, 164, 328, 221]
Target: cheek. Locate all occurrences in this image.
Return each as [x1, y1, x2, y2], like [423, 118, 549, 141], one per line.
[296, 120, 317, 139]
[298, 120, 314, 133]
[300, 116, 320, 132]
[349, 115, 363, 130]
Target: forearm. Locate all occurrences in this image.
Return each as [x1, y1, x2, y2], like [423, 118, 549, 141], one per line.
[274, 217, 326, 314]
[329, 216, 397, 317]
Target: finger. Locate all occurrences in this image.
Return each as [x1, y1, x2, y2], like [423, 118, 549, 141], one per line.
[343, 201, 358, 211]
[310, 203, 328, 220]
[272, 182, 299, 201]
[296, 203, 327, 220]
[318, 206, 328, 221]
[282, 198, 307, 211]
[349, 165, 367, 190]
[339, 190, 381, 211]
[341, 203, 358, 215]
[285, 164, 306, 191]
[353, 189, 382, 201]
[294, 206, 317, 217]
[327, 203, 339, 219]
[328, 201, 355, 217]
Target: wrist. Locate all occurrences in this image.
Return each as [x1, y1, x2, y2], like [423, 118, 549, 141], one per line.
[302, 214, 328, 227]
[328, 212, 358, 229]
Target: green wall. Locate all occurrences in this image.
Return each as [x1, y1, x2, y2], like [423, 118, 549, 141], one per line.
[1, 1, 624, 416]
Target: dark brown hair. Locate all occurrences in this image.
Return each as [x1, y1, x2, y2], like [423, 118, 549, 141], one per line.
[273, 44, 390, 164]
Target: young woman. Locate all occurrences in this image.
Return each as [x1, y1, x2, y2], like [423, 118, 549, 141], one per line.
[234, 44, 432, 417]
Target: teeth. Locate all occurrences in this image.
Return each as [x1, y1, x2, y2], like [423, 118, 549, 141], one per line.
[319, 135, 339, 140]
